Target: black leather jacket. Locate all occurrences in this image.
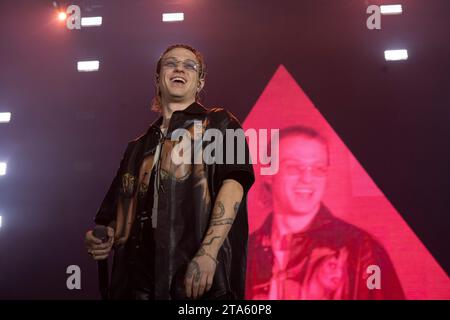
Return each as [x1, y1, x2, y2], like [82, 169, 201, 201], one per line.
[94, 102, 255, 299]
[246, 205, 405, 300]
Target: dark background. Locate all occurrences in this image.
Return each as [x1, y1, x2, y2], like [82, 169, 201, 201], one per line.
[0, 0, 448, 299]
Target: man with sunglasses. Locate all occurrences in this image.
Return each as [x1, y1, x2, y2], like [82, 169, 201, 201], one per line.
[85, 44, 254, 300]
[246, 126, 404, 300]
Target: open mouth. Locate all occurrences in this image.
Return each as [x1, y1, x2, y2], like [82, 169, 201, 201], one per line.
[170, 76, 187, 85]
[294, 188, 314, 199]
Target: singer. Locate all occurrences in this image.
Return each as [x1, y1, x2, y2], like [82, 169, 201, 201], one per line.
[84, 44, 255, 300]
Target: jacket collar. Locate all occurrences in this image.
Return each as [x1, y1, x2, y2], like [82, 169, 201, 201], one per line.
[259, 204, 335, 247]
[140, 101, 207, 154]
[177, 101, 207, 115]
[148, 101, 207, 129]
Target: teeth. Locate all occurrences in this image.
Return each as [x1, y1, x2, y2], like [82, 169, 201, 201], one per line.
[171, 77, 186, 83]
[295, 189, 313, 194]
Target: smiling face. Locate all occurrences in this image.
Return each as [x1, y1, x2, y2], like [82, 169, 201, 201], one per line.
[271, 135, 329, 217]
[157, 47, 205, 105]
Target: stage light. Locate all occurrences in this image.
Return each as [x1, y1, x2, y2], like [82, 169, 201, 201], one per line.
[0, 112, 11, 123]
[81, 16, 103, 27]
[77, 60, 100, 72]
[380, 4, 403, 15]
[162, 12, 184, 22]
[58, 11, 67, 21]
[0, 216, 2, 228]
[0, 162, 6, 176]
[384, 49, 408, 61]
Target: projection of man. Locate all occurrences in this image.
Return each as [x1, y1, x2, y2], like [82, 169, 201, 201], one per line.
[245, 126, 404, 300]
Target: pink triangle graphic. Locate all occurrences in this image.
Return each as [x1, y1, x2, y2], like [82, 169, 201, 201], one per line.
[243, 65, 450, 299]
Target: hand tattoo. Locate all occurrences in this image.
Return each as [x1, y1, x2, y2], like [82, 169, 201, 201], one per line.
[186, 260, 201, 283]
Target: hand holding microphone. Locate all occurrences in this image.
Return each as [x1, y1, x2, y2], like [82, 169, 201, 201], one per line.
[85, 225, 114, 261]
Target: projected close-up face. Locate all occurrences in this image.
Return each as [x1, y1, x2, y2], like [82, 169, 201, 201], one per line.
[271, 135, 329, 216]
[158, 47, 204, 103]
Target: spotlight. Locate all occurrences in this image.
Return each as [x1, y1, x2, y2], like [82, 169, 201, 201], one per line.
[0, 162, 7, 176]
[81, 16, 103, 27]
[162, 12, 184, 22]
[58, 11, 67, 21]
[384, 49, 408, 61]
[77, 60, 100, 72]
[380, 5, 403, 15]
[0, 112, 11, 123]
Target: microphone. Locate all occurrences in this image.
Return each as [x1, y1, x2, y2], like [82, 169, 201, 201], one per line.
[93, 225, 108, 242]
[93, 225, 110, 300]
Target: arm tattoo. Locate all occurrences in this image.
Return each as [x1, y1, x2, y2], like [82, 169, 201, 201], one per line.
[211, 201, 225, 219]
[203, 236, 221, 246]
[210, 218, 234, 226]
[196, 246, 218, 264]
[234, 202, 241, 214]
